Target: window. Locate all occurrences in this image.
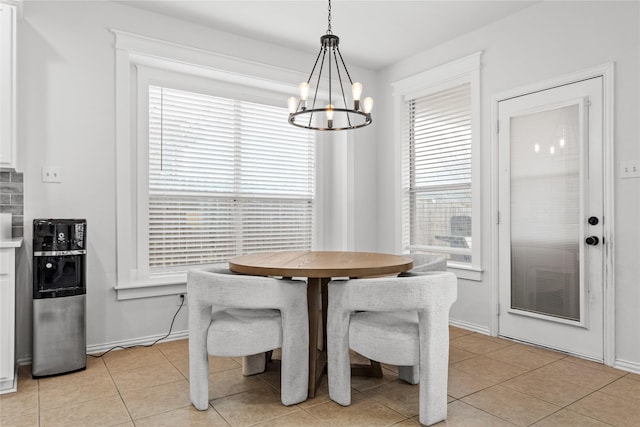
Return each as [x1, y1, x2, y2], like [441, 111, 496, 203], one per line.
[394, 52, 481, 276]
[148, 86, 315, 272]
[113, 31, 320, 298]
[406, 83, 472, 262]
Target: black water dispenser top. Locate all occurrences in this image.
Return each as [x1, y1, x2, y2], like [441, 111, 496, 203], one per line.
[33, 218, 86, 252]
[33, 219, 87, 299]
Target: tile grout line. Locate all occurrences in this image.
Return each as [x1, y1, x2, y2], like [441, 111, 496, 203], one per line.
[103, 356, 136, 426]
[16, 334, 636, 426]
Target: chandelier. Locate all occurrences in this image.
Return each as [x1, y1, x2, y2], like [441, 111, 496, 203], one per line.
[288, 0, 373, 131]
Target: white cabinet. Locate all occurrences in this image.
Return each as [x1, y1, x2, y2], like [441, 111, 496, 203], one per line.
[0, 2, 17, 170]
[0, 238, 21, 394]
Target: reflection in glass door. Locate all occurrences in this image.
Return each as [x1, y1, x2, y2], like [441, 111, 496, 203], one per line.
[510, 104, 582, 322]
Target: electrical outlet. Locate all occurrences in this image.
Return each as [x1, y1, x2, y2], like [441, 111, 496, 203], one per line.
[177, 294, 186, 306]
[42, 166, 62, 183]
[620, 161, 640, 179]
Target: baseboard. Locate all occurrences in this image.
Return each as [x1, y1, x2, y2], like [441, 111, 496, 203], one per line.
[86, 330, 189, 355]
[614, 358, 640, 375]
[449, 318, 491, 335]
[17, 330, 189, 366]
[0, 366, 18, 394]
[17, 356, 32, 366]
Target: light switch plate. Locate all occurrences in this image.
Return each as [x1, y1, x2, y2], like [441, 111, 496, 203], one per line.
[42, 166, 61, 183]
[619, 161, 640, 179]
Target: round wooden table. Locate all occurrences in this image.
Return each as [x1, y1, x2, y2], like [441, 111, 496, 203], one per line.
[229, 251, 413, 398]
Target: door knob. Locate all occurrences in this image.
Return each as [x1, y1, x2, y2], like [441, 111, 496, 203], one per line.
[585, 236, 599, 246]
[588, 216, 599, 225]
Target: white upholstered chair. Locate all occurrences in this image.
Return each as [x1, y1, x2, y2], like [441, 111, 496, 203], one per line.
[327, 271, 457, 426]
[187, 267, 309, 409]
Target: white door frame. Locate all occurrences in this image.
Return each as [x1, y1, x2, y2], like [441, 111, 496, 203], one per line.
[490, 63, 615, 365]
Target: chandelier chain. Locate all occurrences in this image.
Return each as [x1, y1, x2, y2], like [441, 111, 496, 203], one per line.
[327, 0, 332, 34]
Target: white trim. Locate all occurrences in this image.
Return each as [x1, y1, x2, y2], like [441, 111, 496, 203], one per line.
[115, 45, 134, 289]
[392, 52, 481, 96]
[490, 88, 500, 337]
[16, 331, 190, 364]
[87, 330, 189, 355]
[114, 31, 322, 298]
[392, 79, 404, 253]
[136, 68, 150, 281]
[114, 272, 186, 300]
[346, 131, 356, 251]
[601, 64, 615, 367]
[449, 318, 491, 335]
[447, 265, 483, 282]
[112, 29, 307, 89]
[613, 359, 640, 375]
[490, 63, 615, 366]
[0, 366, 16, 394]
[392, 51, 483, 273]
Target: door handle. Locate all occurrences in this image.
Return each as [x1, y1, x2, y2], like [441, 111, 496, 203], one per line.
[585, 236, 599, 246]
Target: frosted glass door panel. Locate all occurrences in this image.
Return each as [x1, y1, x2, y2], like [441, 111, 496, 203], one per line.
[510, 104, 581, 321]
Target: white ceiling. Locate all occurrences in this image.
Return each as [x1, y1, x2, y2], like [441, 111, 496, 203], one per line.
[119, 0, 538, 70]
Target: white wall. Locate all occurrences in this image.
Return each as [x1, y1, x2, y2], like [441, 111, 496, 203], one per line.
[15, 0, 639, 372]
[375, 1, 640, 369]
[15, 0, 376, 360]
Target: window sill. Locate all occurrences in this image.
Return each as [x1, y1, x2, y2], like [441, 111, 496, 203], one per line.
[113, 262, 483, 300]
[114, 273, 187, 300]
[447, 263, 483, 282]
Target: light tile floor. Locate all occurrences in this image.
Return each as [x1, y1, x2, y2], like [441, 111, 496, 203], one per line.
[1, 327, 638, 426]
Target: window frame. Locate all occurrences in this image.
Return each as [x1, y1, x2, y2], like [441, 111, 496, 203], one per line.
[114, 31, 320, 299]
[138, 66, 316, 275]
[392, 52, 482, 280]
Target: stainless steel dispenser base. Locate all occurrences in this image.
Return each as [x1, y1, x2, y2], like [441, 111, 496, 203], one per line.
[32, 294, 86, 377]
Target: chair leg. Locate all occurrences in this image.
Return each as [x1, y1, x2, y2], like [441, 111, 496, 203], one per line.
[189, 302, 213, 410]
[418, 310, 450, 426]
[280, 310, 310, 406]
[242, 353, 267, 376]
[398, 365, 419, 385]
[327, 310, 352, 406]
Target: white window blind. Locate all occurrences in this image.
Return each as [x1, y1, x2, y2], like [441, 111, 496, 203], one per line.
[148, 86, 315, 271]
[403, 82, 472, 263]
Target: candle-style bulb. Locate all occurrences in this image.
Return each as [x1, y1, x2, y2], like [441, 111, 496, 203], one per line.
[298, 82, 309, 110]
[326, 104, 335, 120]
[288, 97, 298, 114]
[352, 82, 363, 110]
[299, 82, 310, 101]
[363, 97, 374, 114]
[326, 104, 334, 128]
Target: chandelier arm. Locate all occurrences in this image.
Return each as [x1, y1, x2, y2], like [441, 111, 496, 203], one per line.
[335, 47, 354, 85]
[306, 47, 324, 85]
[310, 46, 327, 128]
[332, 48, 352, 128]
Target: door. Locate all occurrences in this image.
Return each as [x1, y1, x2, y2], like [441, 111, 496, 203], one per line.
[498, 77, 604, 361]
